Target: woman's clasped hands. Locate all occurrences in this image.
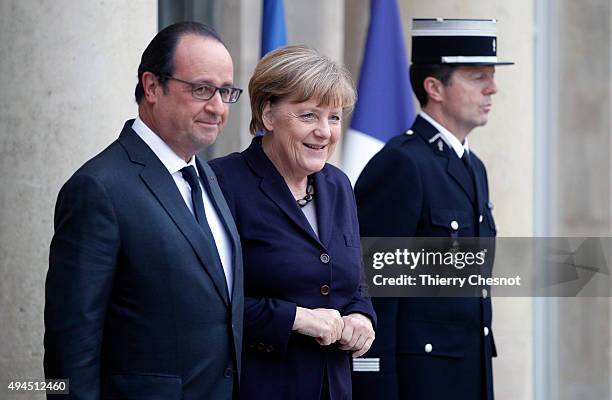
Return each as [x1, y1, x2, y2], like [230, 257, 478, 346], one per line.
[293, 307, 375, 357]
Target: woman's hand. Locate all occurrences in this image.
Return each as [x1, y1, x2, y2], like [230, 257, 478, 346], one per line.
[338, 313, 375, 357]
[292, 307, 344, 346]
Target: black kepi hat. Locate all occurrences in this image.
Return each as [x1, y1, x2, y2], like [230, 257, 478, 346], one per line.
[411, 18, 514, 66]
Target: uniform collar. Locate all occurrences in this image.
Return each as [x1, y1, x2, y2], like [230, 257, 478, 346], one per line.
[419, 111, 469, 158]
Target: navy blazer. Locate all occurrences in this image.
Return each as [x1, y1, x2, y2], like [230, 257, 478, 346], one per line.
[44, 121, 243, 400]
[210, 137, 375, 400]
[351, 115, 497, 400]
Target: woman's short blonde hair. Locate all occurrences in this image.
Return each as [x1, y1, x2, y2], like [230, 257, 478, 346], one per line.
[248, 45, 356, 135]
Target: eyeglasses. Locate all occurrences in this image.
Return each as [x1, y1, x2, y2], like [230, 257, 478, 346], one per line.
[162, 75, 243, 103]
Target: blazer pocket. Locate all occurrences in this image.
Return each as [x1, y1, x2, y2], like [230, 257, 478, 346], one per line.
[396, 320, 467, 359]
[103, 372, 182, 400]
[344, 232, 361, 248]
[430, 208, 472, 233]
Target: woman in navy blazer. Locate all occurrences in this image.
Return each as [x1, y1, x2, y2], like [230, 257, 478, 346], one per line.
[210, 45, 376, 400]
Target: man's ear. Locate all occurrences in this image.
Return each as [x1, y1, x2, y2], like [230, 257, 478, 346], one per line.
[262, 101, 274, 132]
[423, 76, 445, 104]
[141, 72, 160, 104]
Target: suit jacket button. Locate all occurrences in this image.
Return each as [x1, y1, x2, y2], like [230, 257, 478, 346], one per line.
[424, 343, 433, 353]
[450, 220, 459, 230]
[484, 327, 490, 337]
[482, 288, 488, 298]
[405, 129, 414, 135]
[224, 367, 233, 378]
[479, 214, 484, 223]
[320, 253, 330, 264]
[320, 285, 330, 295]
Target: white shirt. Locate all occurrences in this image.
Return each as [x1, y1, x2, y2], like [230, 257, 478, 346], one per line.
[419, 111, 470, 158]
[132, 117, 233, 297]
[300, 200, 319, 238]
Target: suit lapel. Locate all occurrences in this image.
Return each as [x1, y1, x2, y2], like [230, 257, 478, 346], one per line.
[243, 138, 322, 245]
[118, 123, 230, 307]
[197, 158, 243, 304]
[414, 116, 476, 203]
[445, 154, 476, 203]
[313, 169, 336, 248]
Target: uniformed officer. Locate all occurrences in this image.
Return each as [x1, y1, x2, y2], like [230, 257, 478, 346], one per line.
[351, 18, 513, 400]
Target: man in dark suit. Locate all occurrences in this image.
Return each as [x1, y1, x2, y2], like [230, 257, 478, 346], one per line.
[352, 19, 513, 400]
[44, 22, 244, 400]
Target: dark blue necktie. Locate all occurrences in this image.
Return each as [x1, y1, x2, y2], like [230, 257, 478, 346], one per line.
[180, 166, 218, 245]
[180, 165, 230, 299]
[461, 151, 477, 185]
[461, 151, 481, 233]
[461, 151, 472, 170]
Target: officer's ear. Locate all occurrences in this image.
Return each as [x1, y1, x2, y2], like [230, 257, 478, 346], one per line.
[423, 76, 445, 103]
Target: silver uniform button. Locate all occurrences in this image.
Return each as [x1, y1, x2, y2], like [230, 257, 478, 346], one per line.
[484, 327, 490, 336]
[320, 253, 330, 264]
[482, 288, 488, 299]
[479, 214, 484, 223]
[450, 220, 459, 230]
[405, 129, 414, 135]
[424, 343, 433, 353]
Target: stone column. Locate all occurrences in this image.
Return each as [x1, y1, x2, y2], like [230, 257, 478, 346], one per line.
[0, 1, 156, 397]
[553, 1, 611, 399]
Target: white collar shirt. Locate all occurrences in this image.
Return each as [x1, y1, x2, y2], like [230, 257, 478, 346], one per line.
[132, 117, 233, 298]
[420, 111, 470, 158]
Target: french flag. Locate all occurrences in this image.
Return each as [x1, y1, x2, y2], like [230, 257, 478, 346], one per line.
[261, 0, 287, 57]
[343, 0, 416, 185]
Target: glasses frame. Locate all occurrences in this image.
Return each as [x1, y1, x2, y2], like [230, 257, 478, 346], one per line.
[161, 74, 243, 103]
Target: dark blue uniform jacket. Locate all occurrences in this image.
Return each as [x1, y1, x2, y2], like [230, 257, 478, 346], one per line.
[352, 115, 497, 400]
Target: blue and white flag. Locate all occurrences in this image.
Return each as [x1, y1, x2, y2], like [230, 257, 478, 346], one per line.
[261, 0, 287, 57]
[343, 0, 416, 185]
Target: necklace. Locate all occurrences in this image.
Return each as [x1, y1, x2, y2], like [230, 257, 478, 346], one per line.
[296, 177, 315, 208]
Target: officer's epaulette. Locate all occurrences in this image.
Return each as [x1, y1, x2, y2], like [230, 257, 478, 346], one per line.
[393, 128, 418, 146]
[403, 128, 416, 139]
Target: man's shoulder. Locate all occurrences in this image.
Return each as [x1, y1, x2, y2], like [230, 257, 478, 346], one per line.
[72, 139, 126, 178]
[369, 131, 432, 166]
[61, 132, 141, 197]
